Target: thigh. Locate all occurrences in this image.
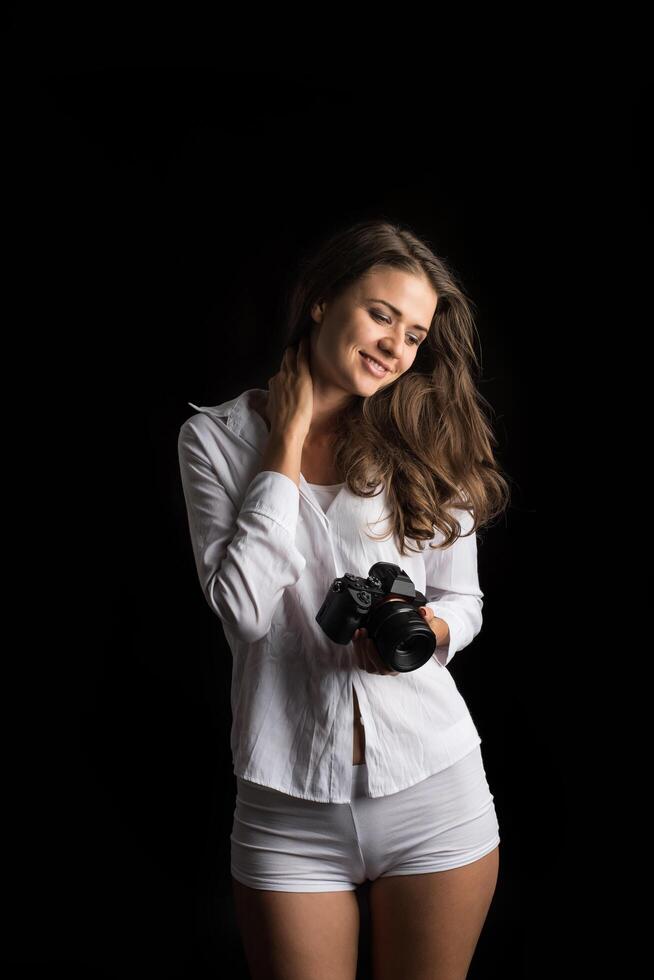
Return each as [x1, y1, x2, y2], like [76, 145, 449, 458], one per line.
[368, 845, 499, 980]
[359, 745, 501, 980]
[232, 875, 360, 980]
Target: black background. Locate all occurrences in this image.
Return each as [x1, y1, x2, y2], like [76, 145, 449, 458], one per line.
[3, 19, 642, 980]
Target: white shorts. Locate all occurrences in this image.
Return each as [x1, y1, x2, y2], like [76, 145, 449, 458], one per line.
[230, 744, 501, 892]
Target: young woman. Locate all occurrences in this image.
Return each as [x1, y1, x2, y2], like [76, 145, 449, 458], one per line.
[178, 219, 511, 979]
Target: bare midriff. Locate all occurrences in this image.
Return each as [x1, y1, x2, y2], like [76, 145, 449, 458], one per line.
[352, 685, 366, 765]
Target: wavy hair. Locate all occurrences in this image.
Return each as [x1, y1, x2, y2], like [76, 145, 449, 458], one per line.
[277, 218, 512, 557]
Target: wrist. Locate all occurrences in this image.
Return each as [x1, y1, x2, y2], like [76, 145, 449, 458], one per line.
[259, 432, 304, 488]
[432, 617, 450, 647]
[268, 429, 305, 452]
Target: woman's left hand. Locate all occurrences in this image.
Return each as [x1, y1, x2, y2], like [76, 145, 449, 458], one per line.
[417, 604, 438, 635]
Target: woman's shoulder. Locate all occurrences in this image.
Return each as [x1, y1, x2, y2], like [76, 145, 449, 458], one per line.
[249, 390, 271, 433]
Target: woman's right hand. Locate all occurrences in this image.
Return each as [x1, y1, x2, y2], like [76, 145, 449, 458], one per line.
[352, 628, 400, 676]
[265, 335, 314, 444]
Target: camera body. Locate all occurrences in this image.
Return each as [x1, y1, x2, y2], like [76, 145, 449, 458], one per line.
[315, 562, 436, 672]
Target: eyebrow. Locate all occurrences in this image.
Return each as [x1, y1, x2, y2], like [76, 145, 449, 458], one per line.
[364, 297, 429, 334]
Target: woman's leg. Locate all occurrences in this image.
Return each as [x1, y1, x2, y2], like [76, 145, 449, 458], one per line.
[232, 876, 361, 980]
[368, 845, 500, 980]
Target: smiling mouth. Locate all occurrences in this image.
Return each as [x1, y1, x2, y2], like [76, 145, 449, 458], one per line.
[359, 351, 391, 374]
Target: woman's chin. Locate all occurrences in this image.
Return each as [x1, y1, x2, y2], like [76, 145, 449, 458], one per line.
[352, 370, 379, 392]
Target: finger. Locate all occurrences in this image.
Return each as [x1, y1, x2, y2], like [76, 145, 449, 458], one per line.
[353, 630, 369, 668]
[356, 648, 372, 674]
[365, 638, 400, 676]
[354, 630, 399, 675]
[358, 631, 382, 671]
[363, 643, 378, 673]
[373, 651, 397, 675]
[352, 631, 366, 670]
[418, 606, 436, 632]
[362, 637, 392, 675]
[361, 639, 378, 675]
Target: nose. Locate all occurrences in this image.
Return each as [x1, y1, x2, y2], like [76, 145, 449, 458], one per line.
[378, 338, 403, 368]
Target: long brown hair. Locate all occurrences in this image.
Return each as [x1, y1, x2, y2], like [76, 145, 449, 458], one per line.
[278, 218, 512, 557]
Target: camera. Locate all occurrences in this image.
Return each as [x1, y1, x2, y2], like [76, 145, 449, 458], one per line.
[315, 562, 436, 672]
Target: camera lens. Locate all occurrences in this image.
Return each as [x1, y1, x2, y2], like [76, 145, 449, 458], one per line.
[367, 601, 436, 672]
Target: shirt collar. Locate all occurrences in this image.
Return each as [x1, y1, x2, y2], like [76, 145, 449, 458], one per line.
[187, 388, 269, 453]
[187, 389, 386, 525]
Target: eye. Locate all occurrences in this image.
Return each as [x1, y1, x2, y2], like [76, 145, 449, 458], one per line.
[370, 310, 421, 346]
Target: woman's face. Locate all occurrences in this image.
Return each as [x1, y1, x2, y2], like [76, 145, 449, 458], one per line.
[309, 265, 438, 396]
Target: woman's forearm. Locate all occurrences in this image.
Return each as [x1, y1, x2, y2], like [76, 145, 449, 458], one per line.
[258, 433, 304, 489]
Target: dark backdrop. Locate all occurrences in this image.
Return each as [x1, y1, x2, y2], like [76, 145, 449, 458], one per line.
[4, 48, 639, 980]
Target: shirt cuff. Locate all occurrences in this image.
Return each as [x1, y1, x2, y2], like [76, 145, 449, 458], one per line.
[426, 603, 465, 668]
[240, 470, 301, 540]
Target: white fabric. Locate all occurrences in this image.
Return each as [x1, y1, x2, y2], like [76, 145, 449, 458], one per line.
[231, 745, 500, 890]
[305, 481, 344, 515]
[178, 388, 486, 803]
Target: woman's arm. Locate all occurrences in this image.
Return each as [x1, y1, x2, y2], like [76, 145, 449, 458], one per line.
[430, 616, 450, 648]
[421, 507, 484, 668]
[259, 432, 303, 489]
[178, 416, 306, 644]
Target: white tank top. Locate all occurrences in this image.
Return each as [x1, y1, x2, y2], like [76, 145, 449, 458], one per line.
[306, 481, 345, 515]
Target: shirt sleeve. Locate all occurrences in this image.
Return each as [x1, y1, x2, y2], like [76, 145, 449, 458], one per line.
[422, 506, 484, 668]
[178, 417, 307, 644]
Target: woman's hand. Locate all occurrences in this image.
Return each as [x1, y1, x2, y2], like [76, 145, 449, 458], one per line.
[265, 334, 314, 445]
[417, 604, 449, 647]
[352, 607, 442, 675]
[352, 628, 400, 676]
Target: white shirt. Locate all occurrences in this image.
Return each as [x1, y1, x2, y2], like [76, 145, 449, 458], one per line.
[178, 388, 485, 803]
